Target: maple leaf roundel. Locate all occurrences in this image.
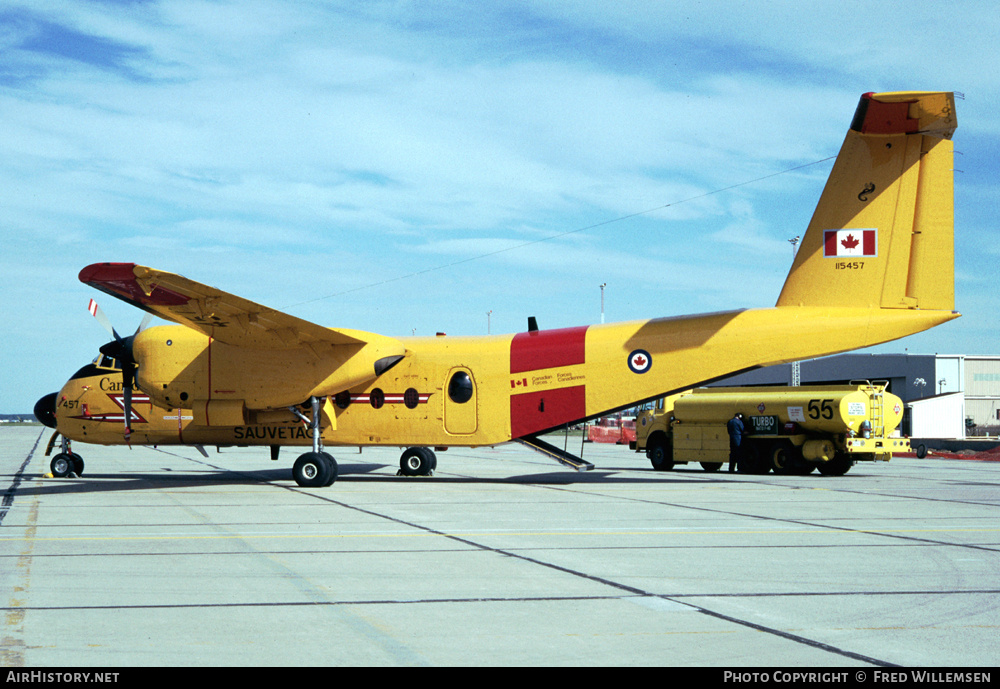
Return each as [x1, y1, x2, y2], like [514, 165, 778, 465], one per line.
[628, 349, 652, 374]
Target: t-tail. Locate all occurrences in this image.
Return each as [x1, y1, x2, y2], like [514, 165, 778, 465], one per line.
[777, 91, 956, 312]
[576, 91, 960, 435]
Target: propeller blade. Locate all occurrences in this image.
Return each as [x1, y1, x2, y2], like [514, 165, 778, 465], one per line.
[88, 299, 120, 341]
[87, 299, 148, 440]
[122, 358, 135, 440]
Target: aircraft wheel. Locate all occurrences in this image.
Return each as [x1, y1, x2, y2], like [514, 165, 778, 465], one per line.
[817, 453, 853, 477]
[422, 447, 438, 471]
[70, 453, 84, 477]
[50, 453, 74, 478]
[646, 434, 673, 471]
[293, 452, 333, 487]
[700, 462, 722, 472]
[399, 447, 435, 476]
[320, 452, 338, 486]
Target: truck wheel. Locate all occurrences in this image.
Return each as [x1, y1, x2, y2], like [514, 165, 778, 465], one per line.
[700, 462, 722, 472]
[817, 453, 853, 476]
[647, 435, 673, 471]
[744, 443, 770, 474]
[915, 443, 927, 459]
[768, 441, 798, 475]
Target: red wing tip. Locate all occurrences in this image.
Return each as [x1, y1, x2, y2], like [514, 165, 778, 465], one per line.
[78, 263, 188, 307]
[79, 263, 138, 285]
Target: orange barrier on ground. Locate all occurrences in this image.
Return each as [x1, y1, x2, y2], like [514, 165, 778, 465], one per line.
[899, 445, 1000, 461]
[587, 424, 636, 444]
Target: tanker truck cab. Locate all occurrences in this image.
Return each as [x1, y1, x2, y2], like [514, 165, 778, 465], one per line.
[633, 382, 910, 476]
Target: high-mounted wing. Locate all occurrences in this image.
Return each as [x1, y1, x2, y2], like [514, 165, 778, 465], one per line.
[79, 263, 396, 352]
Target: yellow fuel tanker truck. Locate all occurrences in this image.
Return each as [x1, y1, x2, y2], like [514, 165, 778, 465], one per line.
[632, 382, 909, 476]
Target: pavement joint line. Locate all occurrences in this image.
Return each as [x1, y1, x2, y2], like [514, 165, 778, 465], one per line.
[5, 434, 995, 666]
[0, 428, 43, 527]
[4, 587, 998, 613]
[3, 524, 1000, 543]
[191, 456, 904, 667]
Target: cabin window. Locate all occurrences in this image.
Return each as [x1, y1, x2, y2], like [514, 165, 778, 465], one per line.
[448, 371, 473, 404]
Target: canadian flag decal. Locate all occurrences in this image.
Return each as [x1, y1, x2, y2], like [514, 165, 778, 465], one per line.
[824, 229, 877, 257]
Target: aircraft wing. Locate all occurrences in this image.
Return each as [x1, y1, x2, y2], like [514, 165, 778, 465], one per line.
[79, 262, 398, 351]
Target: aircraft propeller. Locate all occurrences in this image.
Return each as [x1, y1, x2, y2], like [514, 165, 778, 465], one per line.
[89, 299, 151, 439]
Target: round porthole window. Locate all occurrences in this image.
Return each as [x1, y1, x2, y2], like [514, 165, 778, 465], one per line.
[448, 371, 473, 404]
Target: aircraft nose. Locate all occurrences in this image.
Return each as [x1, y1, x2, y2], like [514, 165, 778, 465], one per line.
[34, 392, 58, 428]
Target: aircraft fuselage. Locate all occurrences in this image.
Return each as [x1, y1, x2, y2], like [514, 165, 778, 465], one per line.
[55, 305, 956, 450]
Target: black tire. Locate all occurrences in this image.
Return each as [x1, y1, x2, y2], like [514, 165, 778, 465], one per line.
[418, 447, 438, 471]
[768, 441, 798, 475]
[646, 434, 673, 471]
[700, 462, 722, 472]
[915, 444, 927, 459]
[293, 452, 333, 487]
[743, 442, 770, 474]
[817, 453, 853, 476]
[70, 454, 84, 477]
[400, 447, 435, 476]
[50, 453, 73, 478]
[320, 452, 338, 486]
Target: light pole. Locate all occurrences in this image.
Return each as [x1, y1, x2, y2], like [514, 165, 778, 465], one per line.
[487, 310, 492, 335]
[600, 283, 607, 324]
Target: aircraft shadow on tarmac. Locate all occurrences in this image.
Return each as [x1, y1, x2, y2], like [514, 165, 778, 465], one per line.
[7, 463, 757, 496]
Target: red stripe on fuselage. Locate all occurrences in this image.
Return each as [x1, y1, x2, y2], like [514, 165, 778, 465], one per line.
[510, 326, 588, 374]
[510, 386, 586, 438]
[509, 326, 589, 438]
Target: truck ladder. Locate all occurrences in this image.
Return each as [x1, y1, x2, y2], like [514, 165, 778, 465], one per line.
[871, 385, 885, 437]
[515, 435, 595, 472]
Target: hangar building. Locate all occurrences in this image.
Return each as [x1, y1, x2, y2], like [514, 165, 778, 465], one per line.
[712, 353, 1000, 440]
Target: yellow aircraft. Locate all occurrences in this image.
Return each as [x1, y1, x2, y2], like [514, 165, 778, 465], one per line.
[36, 91, 959, 487]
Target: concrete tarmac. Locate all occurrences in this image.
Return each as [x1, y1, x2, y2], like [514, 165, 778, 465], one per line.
[1, 425, 998, 667]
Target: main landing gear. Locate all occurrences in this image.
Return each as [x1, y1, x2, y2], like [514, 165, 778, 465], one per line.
[292, 451, 338, 487]
[287, 398, 440, 486]
[398, 447, 437, 477]
[289, 397, 338, 488]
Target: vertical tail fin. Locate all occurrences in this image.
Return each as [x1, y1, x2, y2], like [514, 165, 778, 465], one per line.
[777, 91, 956, 310]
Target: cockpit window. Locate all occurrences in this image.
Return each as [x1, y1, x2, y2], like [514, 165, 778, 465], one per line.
[92, 354, 122, 370]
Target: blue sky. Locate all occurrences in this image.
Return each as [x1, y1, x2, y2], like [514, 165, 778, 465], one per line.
[2, 0, 998, 413]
